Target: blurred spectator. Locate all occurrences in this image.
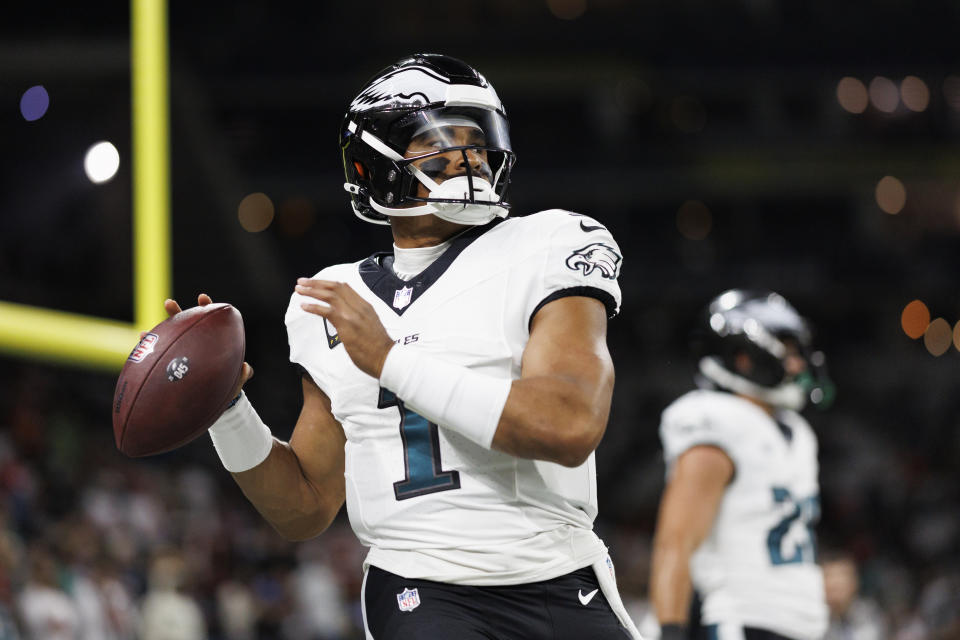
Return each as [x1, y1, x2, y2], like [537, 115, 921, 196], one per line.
[249, 554, 293, 639]
[0, 604, 19, 640]
[822, 550, 888, 640]
[215, 574, 257, 640]
[90, 556, 137, 640]
[16, 544, 80, 640]
[896, 569, 960, 640]
[52, 511, 136, 640]
[286, 537, 352, 640]
[138, 549, 206, 640]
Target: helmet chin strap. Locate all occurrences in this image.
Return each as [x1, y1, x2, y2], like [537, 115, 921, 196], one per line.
[369, 174, 508, 225]
[699, 357, 807, 411]
[346, 121, 508, 225]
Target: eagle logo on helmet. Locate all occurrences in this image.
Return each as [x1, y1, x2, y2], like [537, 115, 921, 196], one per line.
[350, 67, 451, 112]
[566, 243, 622, 280]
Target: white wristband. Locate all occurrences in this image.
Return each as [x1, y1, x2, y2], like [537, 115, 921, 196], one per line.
[208, 391, 274, 472]
[379, 346, 512, 449]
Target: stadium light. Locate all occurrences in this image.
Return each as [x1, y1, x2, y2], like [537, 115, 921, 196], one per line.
[84, 141, 121, 184]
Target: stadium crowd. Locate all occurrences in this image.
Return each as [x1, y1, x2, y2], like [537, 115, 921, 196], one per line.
[0, 364, 958, 639]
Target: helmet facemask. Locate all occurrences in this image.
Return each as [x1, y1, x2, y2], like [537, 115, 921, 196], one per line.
[345, 106, 514, 225]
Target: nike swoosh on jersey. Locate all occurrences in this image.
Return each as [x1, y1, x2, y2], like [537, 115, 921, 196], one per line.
[579, 220, 606, 233]
[578, 588, 599, 605]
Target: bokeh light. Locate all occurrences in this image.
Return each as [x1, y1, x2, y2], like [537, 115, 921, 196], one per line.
[277, 197, 316, 237]
[836, 77, 868, 114]
[943, 76, 960, 111]
[875, 176, 906, 214]
[83, 141, 120, 184]
[676, 200, 712, 240]
[923, 318, 952, 356]
[900, 76, 930, 112]
[546, 0, 586, 20]
[20, 85, 50, 121]
[238, 192, 275, 232]
[901, 300, 930, 339]
[954, 320, 960, 352]
[671, 96, 706, 133]
[869, 76, 899, 113]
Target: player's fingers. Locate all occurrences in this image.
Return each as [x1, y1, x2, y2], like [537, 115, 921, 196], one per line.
[230, 362, 254, 399]
[295, 283, 339, 304]
[296, 278, 349, 296]
[198, 293, 213, 306]
[306, 281, 368, 313]
[164, 299, 182, 316]
[300, 302, 331, 317]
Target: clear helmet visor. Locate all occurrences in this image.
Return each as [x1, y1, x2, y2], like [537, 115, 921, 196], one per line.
[385, 106, 513, 204]
[388, 106, 511, 154]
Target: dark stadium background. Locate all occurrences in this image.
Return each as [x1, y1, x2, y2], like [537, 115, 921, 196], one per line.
[1, 1, 959, 637]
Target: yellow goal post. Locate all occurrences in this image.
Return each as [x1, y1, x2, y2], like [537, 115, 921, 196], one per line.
[0, 0, 171, 372]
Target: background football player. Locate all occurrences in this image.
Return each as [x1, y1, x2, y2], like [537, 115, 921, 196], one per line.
[163, 54, 642, 639]
[649, 289, 833, 640]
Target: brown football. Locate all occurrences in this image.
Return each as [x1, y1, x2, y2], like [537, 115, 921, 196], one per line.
[113, 303, 246, 457]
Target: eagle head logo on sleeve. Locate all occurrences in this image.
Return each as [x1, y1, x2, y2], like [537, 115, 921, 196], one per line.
[565, 243, 622, 280]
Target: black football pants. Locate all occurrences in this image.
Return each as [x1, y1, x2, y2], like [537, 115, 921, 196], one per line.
[363, 564, 633, 640]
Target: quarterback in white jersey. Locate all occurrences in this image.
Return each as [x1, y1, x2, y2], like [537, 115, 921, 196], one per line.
[161, 54, 641, 639]
[650, 290, 832, 640]
[286, 208, 623, 585]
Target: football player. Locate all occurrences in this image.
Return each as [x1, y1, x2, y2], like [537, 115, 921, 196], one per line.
[165, 54, 641, 639]
[649, 290, 833, 640]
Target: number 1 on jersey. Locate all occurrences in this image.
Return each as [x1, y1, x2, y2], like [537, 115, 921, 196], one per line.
[379, 388, 461, 501]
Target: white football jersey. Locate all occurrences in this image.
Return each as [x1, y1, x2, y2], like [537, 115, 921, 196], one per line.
[286, 210, 623, 586]
[660, 390, 828, 640]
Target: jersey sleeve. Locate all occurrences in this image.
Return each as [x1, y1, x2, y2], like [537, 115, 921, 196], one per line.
[284, 270, 343, 395]
[659, 392, 741, 469]
[526, 210, 624, 324]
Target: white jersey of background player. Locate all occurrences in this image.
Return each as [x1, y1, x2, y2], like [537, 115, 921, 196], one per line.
[286, 208, 622, 584]
[651, 290, 833, 640]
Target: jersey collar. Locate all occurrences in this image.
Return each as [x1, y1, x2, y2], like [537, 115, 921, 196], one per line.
[358, 218, 502, 315]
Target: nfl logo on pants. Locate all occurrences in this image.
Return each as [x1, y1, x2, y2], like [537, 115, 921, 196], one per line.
[396, 587, 421, 612]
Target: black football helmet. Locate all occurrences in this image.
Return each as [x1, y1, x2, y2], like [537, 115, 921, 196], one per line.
[693, 289, 835, 410]
[339, 53, 516, 226]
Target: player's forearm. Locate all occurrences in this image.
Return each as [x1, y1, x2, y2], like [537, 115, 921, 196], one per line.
[379, 340, 612, 466]
[231, 439, 344, 541]
[649, 539, 694, 625]
[494, 375, 611, 467]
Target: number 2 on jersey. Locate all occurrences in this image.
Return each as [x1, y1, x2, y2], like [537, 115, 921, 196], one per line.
[379, 388, 461, 501]
[766, 487, 819, 565]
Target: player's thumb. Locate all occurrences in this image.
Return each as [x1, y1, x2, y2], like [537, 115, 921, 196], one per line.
[229, 362, 254, 399]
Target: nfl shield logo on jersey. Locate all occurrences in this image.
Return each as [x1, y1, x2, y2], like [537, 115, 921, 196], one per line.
[393, 286, 413, 310]
[396, 587, 421, 612]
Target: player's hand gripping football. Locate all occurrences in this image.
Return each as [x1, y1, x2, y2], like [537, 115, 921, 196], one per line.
[152, 294, 255, 398]
[295, 278, 395, 378]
